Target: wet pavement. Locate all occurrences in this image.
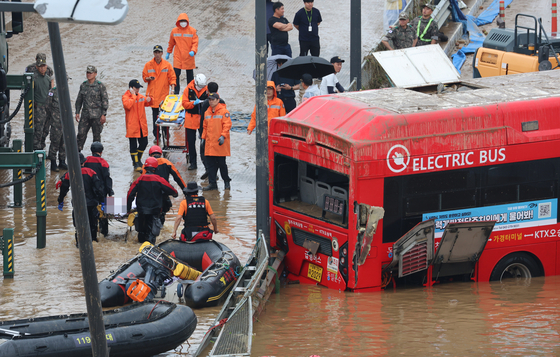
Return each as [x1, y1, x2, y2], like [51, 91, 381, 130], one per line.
[2, 0, 560, 356]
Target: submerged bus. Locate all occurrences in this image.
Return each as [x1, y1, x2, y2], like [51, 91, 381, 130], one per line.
[268, 70, 560, 292]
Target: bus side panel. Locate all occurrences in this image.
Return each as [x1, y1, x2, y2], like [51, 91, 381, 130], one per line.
[352, 177, 385, 290]
[477, 241, 557, 281]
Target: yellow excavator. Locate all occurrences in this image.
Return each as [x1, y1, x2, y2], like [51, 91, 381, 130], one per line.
[473, 14, 560, 77]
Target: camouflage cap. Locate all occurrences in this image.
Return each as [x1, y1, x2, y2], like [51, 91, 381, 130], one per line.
[36, 53, 47, 66]
[398, 12, 409, 20]
[86, 65, 97, 73]
[422, 3, 435, 10]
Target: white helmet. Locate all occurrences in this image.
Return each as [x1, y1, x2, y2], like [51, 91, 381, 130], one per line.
[194, 74, 207, 88]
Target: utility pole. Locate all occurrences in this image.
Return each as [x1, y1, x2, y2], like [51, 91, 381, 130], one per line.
[350, 0, 362, 90]
[255, 0, 269, 245]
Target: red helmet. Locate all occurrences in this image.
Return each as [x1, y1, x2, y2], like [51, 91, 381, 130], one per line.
[149, 145, 162, 155]
[144, 157, 158, 169]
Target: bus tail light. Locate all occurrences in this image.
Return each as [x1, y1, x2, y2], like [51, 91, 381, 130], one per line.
[274, 220, 289, 253]
[339, 242, 348, 283]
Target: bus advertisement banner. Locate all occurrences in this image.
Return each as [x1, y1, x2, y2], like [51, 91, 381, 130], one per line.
[423, 199, 558, 238]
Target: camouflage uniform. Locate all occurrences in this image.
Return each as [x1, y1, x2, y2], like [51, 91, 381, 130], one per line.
[411, 16, 439, 47]
[382, 25, 417, 50]
[33, 71, 52, 150]
[25, 53, 54, 77]
[75, 78, 109, 151]
[46, 88, 66, 164]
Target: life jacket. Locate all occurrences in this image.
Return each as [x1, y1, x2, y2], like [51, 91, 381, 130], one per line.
[183, 195, 209, 227]
[180, 195, 213, 242]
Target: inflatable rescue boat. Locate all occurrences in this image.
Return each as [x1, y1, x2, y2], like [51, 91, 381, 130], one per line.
[0, 301, 196, 357]
[100, 239, 241, 309]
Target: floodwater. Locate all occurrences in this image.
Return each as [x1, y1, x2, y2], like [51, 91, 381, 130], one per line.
[2, 0, 560, 356]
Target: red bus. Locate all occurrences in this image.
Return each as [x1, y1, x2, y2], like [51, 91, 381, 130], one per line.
[268, 70, 560, 292]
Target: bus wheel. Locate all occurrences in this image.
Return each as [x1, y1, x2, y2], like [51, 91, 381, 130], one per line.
[490, 253, 541, 282]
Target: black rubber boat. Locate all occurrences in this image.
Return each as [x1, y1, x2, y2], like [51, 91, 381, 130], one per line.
[0, 301, 196, 357]
[100, 239, 241, 308]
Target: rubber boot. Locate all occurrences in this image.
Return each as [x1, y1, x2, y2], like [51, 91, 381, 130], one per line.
[137, 149, 145, 166]
[50, 159, 59, 172]
[58, 161, 68, 170]
[224, 181, 231, 190]
[130, 152, 138, 166]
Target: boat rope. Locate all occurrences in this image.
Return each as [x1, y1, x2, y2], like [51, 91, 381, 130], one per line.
[0, 84, 30, 125]
[0, 158, 43, 188]
[201, 251, 236, 280]
[147, 300, 167, 319]
[202, 318, 228, 339]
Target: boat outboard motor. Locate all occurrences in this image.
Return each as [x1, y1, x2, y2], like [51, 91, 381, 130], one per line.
[127, 242, 201, 302]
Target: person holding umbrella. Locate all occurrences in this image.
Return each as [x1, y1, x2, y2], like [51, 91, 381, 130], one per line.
[271, 58, 300, 113]
[301, 73, 320, 103]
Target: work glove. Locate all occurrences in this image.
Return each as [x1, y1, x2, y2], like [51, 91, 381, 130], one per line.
[193, 98, 201, 105]
[55, 180, 62, 190]
[101, 202, 106, 212]
[58, 202, 64, 211]
[218, 136, 225, 146]
[129, 87, 135, 96]
[189, 51, 195, 57]
[165, 53, 170, 60]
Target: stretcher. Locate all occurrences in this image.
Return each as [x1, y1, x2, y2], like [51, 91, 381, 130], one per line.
[155, 94, 189, 159]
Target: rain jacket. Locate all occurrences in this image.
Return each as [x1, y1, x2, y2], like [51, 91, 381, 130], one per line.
[58, 167, 104, 207]
[167, 13, 199, 70]
[122, 91, 151, 138]
[181, 80, 208, 130]
[84, 154, 114, 197]
[127, 172, 178, 214]
[248, 81, 286, 133]
[142, 58, 176, 108]
[202, 103, 232, 157]
[141, 156, 186, 189]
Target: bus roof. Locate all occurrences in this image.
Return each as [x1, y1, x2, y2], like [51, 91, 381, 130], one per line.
[272, 70, 560, 151]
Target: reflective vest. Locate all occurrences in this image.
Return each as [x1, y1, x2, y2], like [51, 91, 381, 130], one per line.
[417, 17, 434, 42]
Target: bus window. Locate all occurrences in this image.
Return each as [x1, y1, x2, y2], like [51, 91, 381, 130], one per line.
[273, 153, 349, 227]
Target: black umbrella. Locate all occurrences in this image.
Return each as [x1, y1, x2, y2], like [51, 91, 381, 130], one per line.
[275, 56, 335, 80]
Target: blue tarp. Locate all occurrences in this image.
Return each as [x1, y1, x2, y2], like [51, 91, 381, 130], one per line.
[451, 0, 514, 73]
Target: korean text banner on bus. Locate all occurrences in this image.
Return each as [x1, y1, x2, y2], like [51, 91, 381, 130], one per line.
[423, 199, 558, 238]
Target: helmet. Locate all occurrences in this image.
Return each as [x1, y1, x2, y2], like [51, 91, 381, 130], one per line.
[149, 145, 162, 156]
[79, 153, 86, 164]
[91, 141, 104, 153]
[194, 73, 207, 88]
[144, 157, 158, 169]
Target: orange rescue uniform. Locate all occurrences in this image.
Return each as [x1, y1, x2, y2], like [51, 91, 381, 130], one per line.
[122, 91, 151, 138]
[248, 81, 286, 133]
[167, 13, 199, 70]
[142, 58, 176, 109]
[202, 103, 232, 157]
[181, 80, 208, 130]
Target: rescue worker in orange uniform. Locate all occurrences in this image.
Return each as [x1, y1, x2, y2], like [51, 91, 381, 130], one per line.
[172, 182, 218, 242]
[181, 74, 208, 170]
[166, 13, 199, 95]
[247, 81, 286, 134]
[202, 93, 232, 191]
[142, 45, 176, 142]
[142, 145, 186, 224]
[122, 79, 152, 172]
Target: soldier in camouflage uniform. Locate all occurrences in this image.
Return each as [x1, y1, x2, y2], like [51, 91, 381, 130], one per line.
[26, 53, 55, 150]
[75, 65, 109, 152]
[46, 87, 67, 172]
[411, 3, 439, 47]
[382, 12, 417, 50]
[32, 56, 52, 151]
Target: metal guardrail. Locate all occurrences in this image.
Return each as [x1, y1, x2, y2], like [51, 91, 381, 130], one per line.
[195, 234, 270, 357]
